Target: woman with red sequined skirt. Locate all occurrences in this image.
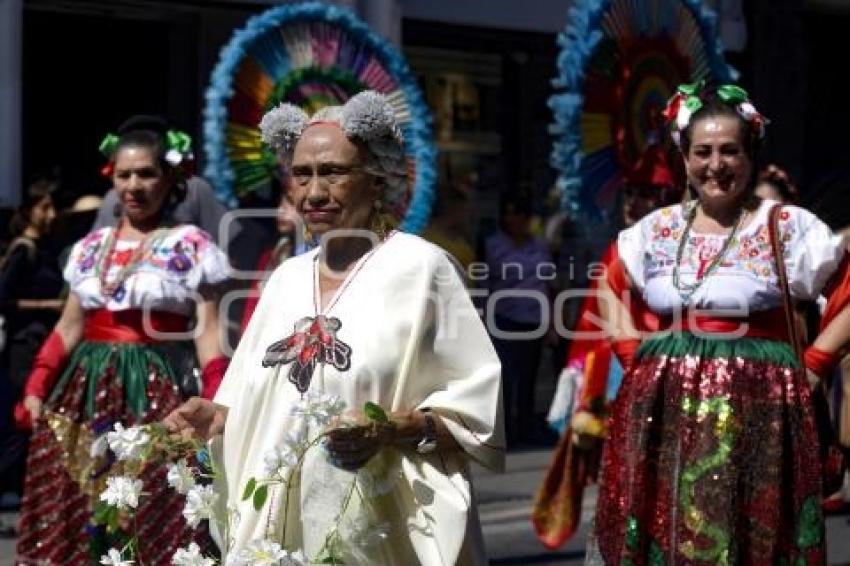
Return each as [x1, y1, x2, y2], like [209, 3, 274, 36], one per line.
[13, 118, 231, 564]
[594, 330, 824, 563]
[586, 85, 850, 564]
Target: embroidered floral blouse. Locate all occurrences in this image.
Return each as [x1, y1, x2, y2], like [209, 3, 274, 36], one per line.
[64, 225, 230, 315]
[618, 199, 846, 314]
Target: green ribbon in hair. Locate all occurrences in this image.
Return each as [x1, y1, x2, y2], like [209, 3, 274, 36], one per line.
[98, 133, 120, 158]
[716, 84, 750, 105]
[166, 130, 192, 154]
[677, 80, 706, 113]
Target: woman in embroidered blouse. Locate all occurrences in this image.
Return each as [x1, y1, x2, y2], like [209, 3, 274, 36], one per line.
[15, 117, 230, 564]
[164, 91, 504, 565]
[588, 84, 850, 564]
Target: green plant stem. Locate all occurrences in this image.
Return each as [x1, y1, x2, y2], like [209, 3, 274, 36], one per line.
[279, 432, 329, 546]
[315, 477, 359, 561]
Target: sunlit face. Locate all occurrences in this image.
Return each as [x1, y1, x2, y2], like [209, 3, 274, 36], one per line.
[29, 195, 56, 235]
[289, 125, 380, 238]
[113, 146, 173, 224]
[684, 115, 752, 208]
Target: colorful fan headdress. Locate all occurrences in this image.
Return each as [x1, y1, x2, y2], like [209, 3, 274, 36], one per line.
[549, 0, 737, 219]
[202, 1, 436, 233]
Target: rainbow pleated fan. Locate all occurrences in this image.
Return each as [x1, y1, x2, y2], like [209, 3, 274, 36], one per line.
[550, 0, 736, 219]
[203, 2, 436, 233]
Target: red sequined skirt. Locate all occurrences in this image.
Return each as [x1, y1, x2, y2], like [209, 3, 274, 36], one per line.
[16, 341, 212, 565]
[594, 332, 824, 565]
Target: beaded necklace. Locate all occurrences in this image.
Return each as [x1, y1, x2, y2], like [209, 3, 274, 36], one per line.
[671, 201, 745, 304]
[94, 219, 168, 298]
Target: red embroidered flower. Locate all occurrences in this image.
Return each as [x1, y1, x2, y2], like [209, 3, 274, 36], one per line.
[111, 248, 135, 266]
[780, 211, 790, 221]
[660, 227, 671, 238]
[263, 315, 353, 393]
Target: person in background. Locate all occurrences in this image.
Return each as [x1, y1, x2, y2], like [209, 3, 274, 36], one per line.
[422, 185, 476, 275]
[92, 115, 240, 253]
[15, 116, 230, 563]
[54, 194, 104, 269]
[534, 143, 680, 548]
[240, 187, 307, 332]
[485, 194, 554, 446]
[0, 178, 64, 534]
[754, 163, 801, 204]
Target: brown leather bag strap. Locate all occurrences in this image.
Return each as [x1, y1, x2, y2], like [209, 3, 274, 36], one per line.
[767, 203, 802, 362]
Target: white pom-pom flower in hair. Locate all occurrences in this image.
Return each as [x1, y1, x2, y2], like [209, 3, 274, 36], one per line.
[676, 105, 692, 132]
[260, 103, 309, 152]
[341, 91, 402, 145]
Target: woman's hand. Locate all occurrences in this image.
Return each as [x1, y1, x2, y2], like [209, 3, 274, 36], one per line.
[324, 410, 459, 470]
[324, 420, 397, 471]
[163, 397, 227, 441]
[23, 395, 43, 424]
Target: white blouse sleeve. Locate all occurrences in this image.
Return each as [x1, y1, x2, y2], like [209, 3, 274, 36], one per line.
[784, 206, 847, 300]
[617, 216, 650, 291]
[63, 229, 107, 288]
[62, 239, 83, 285]
[184, 226, 231, 290]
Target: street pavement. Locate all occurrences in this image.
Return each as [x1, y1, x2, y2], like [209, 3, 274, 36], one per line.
[3, 448, 850, 563]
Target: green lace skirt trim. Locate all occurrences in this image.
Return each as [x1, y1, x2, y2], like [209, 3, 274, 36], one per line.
[47, 341, 177, 419]
[637, 331, 800, 368]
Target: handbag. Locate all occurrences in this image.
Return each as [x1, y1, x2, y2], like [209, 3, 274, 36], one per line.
[546, 364, 580, 434]
[768, 203, 847, 495]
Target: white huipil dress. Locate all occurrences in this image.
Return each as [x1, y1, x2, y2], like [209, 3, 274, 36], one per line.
[213, 232, 505, 565]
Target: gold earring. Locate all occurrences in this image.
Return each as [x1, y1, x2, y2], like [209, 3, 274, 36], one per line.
[372, 201, 389, 240]
[302, 222, 314, 246]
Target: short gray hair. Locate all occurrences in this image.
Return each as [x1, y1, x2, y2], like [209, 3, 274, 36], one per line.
[259, 91, 408, 217]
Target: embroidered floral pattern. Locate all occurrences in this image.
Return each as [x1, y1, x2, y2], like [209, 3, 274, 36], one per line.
[262, 315, 353, 393]
[71, 227, 212, 279]
[644, 204, 795, 282]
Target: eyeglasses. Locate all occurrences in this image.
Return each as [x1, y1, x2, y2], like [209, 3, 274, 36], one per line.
[290, 163, 365, 188]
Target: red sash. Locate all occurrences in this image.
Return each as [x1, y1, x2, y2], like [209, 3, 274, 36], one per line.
[83, 309, 191, 343]
[660, 307, 791, 342]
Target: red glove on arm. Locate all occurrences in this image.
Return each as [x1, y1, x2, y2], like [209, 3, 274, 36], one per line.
[200, 356, 229, 400]
[611, 338, 641, 373]
[804, 345, 839, 384]
[14, 331, 69, 429]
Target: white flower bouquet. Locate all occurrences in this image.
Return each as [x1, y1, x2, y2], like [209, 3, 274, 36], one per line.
[93, 395, 397, 565]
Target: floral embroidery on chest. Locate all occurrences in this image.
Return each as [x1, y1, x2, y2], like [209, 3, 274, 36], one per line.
[262, 315, 352, 393]
[75, 228, 202, 277]
[260, 233, 395, 395]
[644, 206, 795, 281]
